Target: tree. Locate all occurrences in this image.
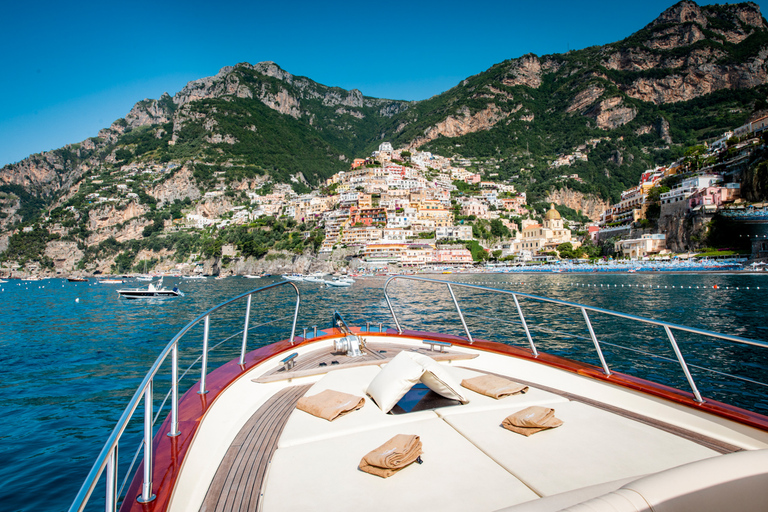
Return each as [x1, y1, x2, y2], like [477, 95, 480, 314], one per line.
[490, 219, 511, 239]
[556, 242, 583, 259]
[644, 185, 669, 225]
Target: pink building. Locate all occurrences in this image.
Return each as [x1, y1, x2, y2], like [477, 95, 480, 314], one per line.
[434, 245, 473, 263]
[588, 225, 600, 243]
[461, 201, 488, 218]
[467, 174, 482, 184]
[688, 184, 741, 209]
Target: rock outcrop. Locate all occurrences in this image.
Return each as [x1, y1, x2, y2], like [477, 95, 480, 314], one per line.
[545, 188, 610, 222]
[657, 200, 713, 252]
[584, 97, 637, 130]
[409, 105, 510, 148]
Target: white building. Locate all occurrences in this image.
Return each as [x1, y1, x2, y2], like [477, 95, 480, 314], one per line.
[660, 175, 721, 205]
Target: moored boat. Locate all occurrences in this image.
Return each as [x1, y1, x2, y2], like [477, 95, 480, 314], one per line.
[116, 280, 183, 299]
[71, 277, 768, 512]
[324, 276, 355, 287]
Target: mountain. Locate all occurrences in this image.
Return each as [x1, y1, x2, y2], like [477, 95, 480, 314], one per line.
[1, 1, 768, 238]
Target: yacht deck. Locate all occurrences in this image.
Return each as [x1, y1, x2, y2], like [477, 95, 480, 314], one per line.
[171, 337, 768, 512]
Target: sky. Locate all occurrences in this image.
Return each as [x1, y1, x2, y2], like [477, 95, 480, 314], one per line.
[2, 0, 766, 168]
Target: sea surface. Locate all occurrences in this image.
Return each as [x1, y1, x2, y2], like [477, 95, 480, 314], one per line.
[2, 272, 768, 512]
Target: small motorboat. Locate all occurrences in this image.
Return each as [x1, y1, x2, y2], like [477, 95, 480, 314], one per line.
[117, 280, 183, 299]
[324, 276, 354, 287]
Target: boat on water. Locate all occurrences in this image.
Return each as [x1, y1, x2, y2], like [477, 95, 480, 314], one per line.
[67, 277, 88, 282]
[303, 273, 327, 283]
[98, 278, 124, 284]
[182, 275, 206, 280]
[244, 274, 262, 279]
[116, 280, 183, 299]
[324, 276, 355, 287]
[281, 273, 306, 281]
[71, 277, 768, 512]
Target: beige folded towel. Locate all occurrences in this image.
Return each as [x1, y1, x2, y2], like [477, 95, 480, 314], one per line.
[502, 406, 563, 436]
[296, 389, 365, 421]
[461, 374, 529, 399]
[359, 434, 423, 478]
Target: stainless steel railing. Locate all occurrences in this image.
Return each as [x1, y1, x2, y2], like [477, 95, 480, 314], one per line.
[384, 276, 768, 404]
[69, 281, 301, 512]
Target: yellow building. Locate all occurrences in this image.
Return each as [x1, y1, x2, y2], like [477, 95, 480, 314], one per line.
[520, 204, 574, 254]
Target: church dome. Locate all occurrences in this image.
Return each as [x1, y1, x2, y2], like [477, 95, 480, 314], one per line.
[544, 204, 561, 221]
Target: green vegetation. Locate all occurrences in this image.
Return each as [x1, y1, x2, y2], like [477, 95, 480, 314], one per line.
[1, 226, 59, 268]
[0, 185, 47, 224]
[462, 240, 488, 261]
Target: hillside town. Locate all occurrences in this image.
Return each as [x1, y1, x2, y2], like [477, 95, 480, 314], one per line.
[177, 139, 585, 270]
[168, 112, 767, 271]
[2, 115, 768, 278]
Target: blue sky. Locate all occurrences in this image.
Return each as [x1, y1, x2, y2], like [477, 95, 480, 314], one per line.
[1, 0, 765, 168]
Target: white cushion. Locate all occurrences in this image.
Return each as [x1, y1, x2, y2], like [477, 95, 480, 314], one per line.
[409, 351, 468, 404]
[366, 351, 470, 413]
[442, 401, 718, 497]
[366, 351, 425, 413]
[280, 367, 435, 448]
[263, 418, 539, 512]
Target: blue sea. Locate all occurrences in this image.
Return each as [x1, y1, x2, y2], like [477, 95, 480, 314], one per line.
[2, 272, 768, 512]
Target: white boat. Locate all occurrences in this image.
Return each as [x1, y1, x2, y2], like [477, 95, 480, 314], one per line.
[324, 276, 354, 287]
[182, 275, 206, 280]
[135, 275, 154, 282]
[117, 280, 184, 299]
[71, 277, 768, 512]
[244, 274, 262, 279]
[281, 273, 306, 281]
[98, 278, 124, 284]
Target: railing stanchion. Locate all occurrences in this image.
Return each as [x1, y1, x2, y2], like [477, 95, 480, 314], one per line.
[105, 446, 117, 512]
[198, 315, 210, 395]
[69, 280, 304, 512]
[664, 325, 704, 403]
[582, 308, 611, 376]
[513, 294, 538, 356]
[289, 284, 300, 344]
[239, 294, 252, 365]
[447, 283, 473, 343]
[137, 382, 156, 504]
[383, 278, 403, 334]
[168, 344, 180, 437]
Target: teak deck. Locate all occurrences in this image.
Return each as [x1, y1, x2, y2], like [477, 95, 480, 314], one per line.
[199, 384, 312, 512]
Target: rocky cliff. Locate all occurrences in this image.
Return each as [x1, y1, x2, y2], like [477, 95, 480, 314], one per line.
[545, 188, 610, 222]
[658, 201, 714, 252]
